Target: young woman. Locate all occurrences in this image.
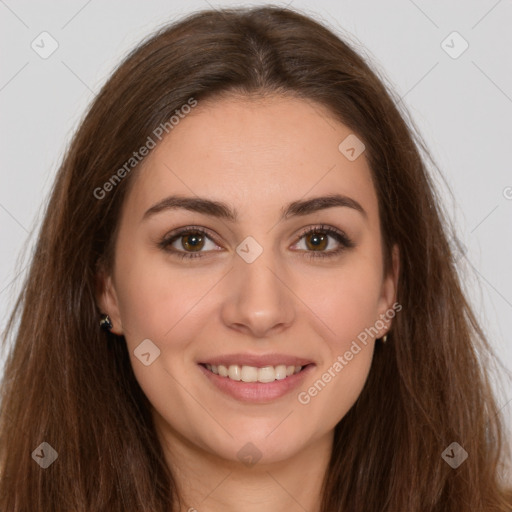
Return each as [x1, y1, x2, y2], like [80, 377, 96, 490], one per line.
[1, 5, 511, 511]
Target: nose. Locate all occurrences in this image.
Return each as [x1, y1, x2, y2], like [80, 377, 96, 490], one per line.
[220, 244, 296, 339]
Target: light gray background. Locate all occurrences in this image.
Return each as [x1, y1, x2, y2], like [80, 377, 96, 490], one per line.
[1, 1, 511, 436]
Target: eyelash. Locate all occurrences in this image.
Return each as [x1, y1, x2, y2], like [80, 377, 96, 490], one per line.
[158, 224, 355, 261]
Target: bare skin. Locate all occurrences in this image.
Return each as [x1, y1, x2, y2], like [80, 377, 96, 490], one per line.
[97, 93, 399, 512]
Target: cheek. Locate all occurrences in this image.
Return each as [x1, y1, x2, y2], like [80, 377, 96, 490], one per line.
[295, 270, 380, 422]
[293, 258, 382, 420]
[299, 258, 384, 344]
[113, 243, 189, 335]
[297, 343, 374, 434]
[113, 247, 226, 370]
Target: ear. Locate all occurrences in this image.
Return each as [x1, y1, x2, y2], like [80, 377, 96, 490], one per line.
[376, 243, 400, 336]
[95, 264, 124, 336]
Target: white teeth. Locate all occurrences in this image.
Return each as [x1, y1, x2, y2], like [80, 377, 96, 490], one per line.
[228, 364, 241, 381]
[241, 365, 258, 382]
[257, 366, 276, 383]
[274, 365, 287, 380]
[205, 363, 304, 383]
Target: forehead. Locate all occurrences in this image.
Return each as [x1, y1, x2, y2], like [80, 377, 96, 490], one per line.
[122, 94, 378, 223]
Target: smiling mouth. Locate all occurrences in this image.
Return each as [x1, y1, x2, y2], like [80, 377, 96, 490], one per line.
[200, 363, 310, 383]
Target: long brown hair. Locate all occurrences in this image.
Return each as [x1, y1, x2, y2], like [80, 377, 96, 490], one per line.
[1, 5, 511, 511]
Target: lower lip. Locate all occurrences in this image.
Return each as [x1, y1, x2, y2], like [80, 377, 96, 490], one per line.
[198, 364, 315, 403]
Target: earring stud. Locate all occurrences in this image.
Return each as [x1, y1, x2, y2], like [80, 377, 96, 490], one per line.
[99, 314, 113, 331]
[381, 334, 388, 343]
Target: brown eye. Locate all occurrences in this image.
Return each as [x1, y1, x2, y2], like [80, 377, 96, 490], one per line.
[181, 232, 206, 252]
[304, 231, 329, 251]
[293, 225, 355, 260]
[158, 227, 220, 259]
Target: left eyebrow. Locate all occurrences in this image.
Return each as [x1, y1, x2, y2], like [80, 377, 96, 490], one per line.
[141, 193, 367, 223]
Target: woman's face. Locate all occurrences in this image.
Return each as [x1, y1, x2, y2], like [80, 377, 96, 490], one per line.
[98, 94, 398, 466]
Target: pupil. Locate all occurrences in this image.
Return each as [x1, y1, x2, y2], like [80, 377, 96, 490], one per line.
[185, 233, 203, 250]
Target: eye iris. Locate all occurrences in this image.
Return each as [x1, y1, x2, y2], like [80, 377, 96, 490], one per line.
[306, 232, 327, 251]
[182, 232, 204, 252]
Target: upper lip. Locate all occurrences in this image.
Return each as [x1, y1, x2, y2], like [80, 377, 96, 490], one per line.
[199, 353, 314, 368]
